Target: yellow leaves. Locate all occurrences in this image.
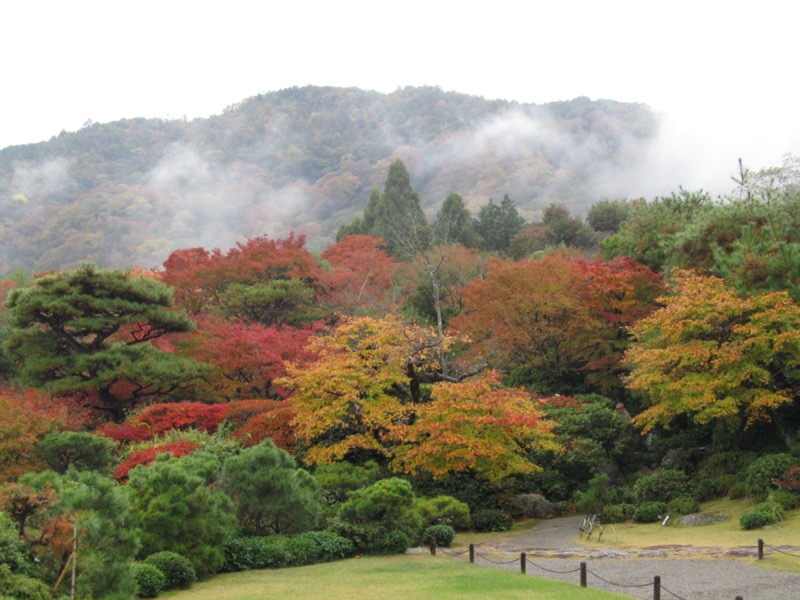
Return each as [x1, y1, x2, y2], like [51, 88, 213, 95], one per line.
[282, 314, 453, 465]
[626, 269, 800, 432]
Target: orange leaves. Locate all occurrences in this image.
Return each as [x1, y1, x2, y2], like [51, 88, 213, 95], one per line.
[389, 372, 558, 484]
[0, 388, 68, 482]
[626, 270, 800, 433]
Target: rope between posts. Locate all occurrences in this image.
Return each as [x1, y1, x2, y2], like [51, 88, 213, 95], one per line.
[439, 547, 470, 557]
[472, 550, 520, 565]
[661, 584, 690, 600]
[764, 543, 800, 558]
[524, 557, 582, 574]
[585, 568, 653, 588]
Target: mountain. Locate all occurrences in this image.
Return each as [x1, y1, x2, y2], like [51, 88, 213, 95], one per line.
[0, 86, 657, 273]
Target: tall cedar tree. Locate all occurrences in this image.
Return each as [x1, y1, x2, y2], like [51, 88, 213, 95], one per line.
[337, 160, 430, 257]
[4, 264, 206, 422]
[474, 194, 526, 254]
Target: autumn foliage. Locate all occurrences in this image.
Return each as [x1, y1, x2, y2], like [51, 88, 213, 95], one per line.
[389, 372, 558, 483]
[625, 270, 800, 434]
[114, 440, 201, 481]
[0, 388, 68, 482]
[282, 314, 451, 464]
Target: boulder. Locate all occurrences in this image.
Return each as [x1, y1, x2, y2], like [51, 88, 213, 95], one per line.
[678, 513, 730, 527]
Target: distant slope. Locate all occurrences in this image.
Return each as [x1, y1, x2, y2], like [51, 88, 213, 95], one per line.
[0, 86, 657, 272]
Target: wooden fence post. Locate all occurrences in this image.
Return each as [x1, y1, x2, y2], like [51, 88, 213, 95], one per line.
[758, 539, 764, 560]
[469, 544, 474, 563]
[429, 541, 436, 555]
[520, 552, 526, 574]
[653, 575, 661, 600]
[580, 562, 587, 588]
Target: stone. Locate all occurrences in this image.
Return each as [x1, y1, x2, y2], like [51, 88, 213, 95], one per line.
[678, 513, 730, 527]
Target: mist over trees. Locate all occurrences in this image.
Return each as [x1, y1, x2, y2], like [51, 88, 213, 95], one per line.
[3, 86, 800, 599]
[0, 86, 656, 273]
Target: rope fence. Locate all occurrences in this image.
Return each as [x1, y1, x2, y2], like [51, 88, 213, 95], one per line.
[429, 541, 752, 600]
[760, 539, 800, 560]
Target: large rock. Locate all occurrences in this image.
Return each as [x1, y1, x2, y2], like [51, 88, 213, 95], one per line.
[678, 513, 730, 527]
[512, 493, 555, 518]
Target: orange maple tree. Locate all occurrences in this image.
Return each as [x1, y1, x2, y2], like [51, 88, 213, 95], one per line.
[389, 372, 559, 483]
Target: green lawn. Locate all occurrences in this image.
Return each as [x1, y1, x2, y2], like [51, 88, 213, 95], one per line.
[576, 498, 800, 550]
[161, 554, 630, 600]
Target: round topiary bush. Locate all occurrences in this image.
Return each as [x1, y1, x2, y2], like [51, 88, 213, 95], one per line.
[740, 507, 777, 530]
[632, 469, 689, 504]
[421, 524, 456, 547]
[142, 551, 196, 590]
[132, 563, 166, 598]
[602, 503, 635, 524]
[634, 501, 667, 523]
[380, 530, 412, 554]
[471, 509, 513, 532]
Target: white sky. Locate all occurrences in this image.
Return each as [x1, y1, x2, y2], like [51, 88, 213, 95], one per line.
[3, 0, 799, 192]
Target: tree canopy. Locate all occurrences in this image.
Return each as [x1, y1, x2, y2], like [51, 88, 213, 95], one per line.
[4, 264, 206, 421]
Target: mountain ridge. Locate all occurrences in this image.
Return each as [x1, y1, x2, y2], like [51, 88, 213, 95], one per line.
[0, 85, 657, 273]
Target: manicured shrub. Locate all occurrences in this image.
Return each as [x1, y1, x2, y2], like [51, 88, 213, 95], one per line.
[326, 517, 386, 554]
[471, 509, 513, 532]
[415, 495, 471, 529]
[740, 504, 779, 530]
[326, 518, 414, 555]
[634, 501, 667, 523]
[667, 495, 700, 516]
[142, 551, 196, 590]
[132, 563, 166, 598]
[381, 530, 412, 554]
[632, 469, 689, 504]
[421, 524, 456, 547]
[602, 503, 635, 523]
[222, 537, 288, 572]
[745, 454, 796, 501]
[284, 531, 353, 564]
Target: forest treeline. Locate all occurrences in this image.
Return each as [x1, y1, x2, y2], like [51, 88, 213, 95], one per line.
[0, 85, 655, 273]
[2, 155, 800, 599]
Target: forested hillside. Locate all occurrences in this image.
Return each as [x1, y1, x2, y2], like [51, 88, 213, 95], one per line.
[2, 150, 800, 598]
[0, 86, 655, 273]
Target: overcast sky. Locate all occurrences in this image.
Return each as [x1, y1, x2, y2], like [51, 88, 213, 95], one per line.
[3, 1, 798, 192]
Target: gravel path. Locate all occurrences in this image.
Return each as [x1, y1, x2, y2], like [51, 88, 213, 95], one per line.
[430, 516, 800, 599]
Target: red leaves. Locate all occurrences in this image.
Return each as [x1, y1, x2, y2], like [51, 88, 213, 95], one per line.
[320, 235, 407, 315]
[98, 402, 229, 443]
[161, 233, 323, 314]
[114, 440, 201, 481]
[178, 316, 316, 401]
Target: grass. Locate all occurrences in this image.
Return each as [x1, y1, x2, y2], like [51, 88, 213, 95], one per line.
[579, 498, 800, 549]
[161, 554, 630, 600]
